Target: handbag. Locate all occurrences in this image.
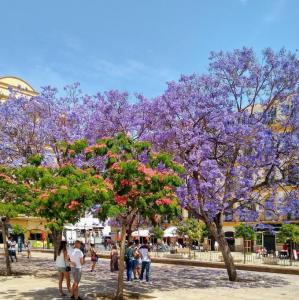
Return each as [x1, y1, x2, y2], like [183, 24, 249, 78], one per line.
[66, 266, 71, 272]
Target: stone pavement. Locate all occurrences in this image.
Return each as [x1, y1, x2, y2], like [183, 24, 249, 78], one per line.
[0, 252, 298, 300]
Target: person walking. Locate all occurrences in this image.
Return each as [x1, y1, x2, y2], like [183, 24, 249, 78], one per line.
[8, 237, 17, 262]
[17, 236, 23, 253]
[125, 241, 134, 282]
[70, 240, 84, 300]
[90, 243, 98, 272]
[55, 241, 71, 297]
[133, 240, 141, 280]
[25, 240, 32, 259]
[110, 244, 119, 272]
[139, 240, 151, 283]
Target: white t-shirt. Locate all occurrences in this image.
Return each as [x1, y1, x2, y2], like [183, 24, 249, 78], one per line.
[8, 241, 16, 251]
[139, 245, 150, 262]
[70, 248, 84, 269]
[56, 251, 66, 268]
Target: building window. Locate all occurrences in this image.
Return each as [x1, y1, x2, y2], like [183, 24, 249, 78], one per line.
[30, 233, 42, 240]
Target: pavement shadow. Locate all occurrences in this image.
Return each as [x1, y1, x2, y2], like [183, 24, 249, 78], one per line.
[0, 258, 292, 299]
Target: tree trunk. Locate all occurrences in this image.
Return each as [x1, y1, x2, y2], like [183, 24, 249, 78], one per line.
[126, 213, 136, 243]
[115, 222, 127, 300]
[209, 223, 237, 281]
[1, 218, 12, 275]
[52, 229, 62, 261]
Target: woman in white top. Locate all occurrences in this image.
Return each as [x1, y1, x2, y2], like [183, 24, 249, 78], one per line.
[56, 241, 71, 297]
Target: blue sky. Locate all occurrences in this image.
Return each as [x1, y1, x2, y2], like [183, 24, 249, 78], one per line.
[0, 0, 298, 98]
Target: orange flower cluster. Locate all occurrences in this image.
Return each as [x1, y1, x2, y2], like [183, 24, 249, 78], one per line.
[115, 194, 128, 206]
[39, 193, 49, 201]
[107, 151, 117, 158]
[104, 179, 114, 190]
[120, 179, 131, 187]
[111, 163, 122, 172]
[84, 146, 94, 154]
[164, 186, 172, 191]
[138, 164, 157, 178]
[0, 173, 16, 184]
[155, 198, 173, 206]
[94, 143, 106, 149]
[68, 200, 79, 210]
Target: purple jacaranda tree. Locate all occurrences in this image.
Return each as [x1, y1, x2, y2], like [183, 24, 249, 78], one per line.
[0, 82, 136, 166]
[138, 48, 299, 281]
[1, 47, 298, 283]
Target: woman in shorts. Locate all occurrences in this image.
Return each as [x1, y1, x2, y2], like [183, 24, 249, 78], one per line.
[56, 241, 71, 297]
[90, 243, 98, 272]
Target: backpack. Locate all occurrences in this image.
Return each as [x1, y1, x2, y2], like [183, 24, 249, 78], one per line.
[125, 247, 133, 260]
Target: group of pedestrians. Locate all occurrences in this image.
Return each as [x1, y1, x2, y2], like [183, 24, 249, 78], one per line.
[55, 238, 151, 299]
[7, 236, 32, 262]
[125, 240, 151, 283]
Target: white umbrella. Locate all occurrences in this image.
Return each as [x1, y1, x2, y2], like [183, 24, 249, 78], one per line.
[163, 226, 177, 238]
[64, 224, 76, 230]
[102, 225, 112, 237]
[131, 229, 150, 237]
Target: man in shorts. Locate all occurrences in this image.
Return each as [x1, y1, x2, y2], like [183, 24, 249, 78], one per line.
[70, 240, 84, 300]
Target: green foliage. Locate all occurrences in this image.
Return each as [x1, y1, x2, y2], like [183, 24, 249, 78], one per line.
[176, 218, 204, 242]
[12, 224, 26, 235]
[152, 226, 164, 240]
[277, 224, 299, 243]
[0, 167, 31, 218]
[234, 223, 256, 240]
[15, 164, 110, 231]
[27, 154, 43, 167]
[202, 224, 210, 238]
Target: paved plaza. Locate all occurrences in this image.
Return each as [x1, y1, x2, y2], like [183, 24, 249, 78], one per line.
[0, 252, 299, 300]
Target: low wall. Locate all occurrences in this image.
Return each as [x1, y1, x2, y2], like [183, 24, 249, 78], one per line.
[98, 253, 299, 276]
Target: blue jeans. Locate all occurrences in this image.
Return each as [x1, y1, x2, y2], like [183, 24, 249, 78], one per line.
[126, 259, 134, 281]
[139, 261, 150, 282]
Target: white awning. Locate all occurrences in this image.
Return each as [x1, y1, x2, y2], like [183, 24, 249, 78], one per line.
[74, 217, 105, 230]
[163, 226, 177, 238]
[102, 225, 112, 237]
[64, 224, 76, 230]
[132, 229, 150, 237]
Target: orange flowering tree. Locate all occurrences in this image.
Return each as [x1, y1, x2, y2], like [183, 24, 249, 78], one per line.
[69, 133, 184, 299]
[16, 162, 110, 260]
